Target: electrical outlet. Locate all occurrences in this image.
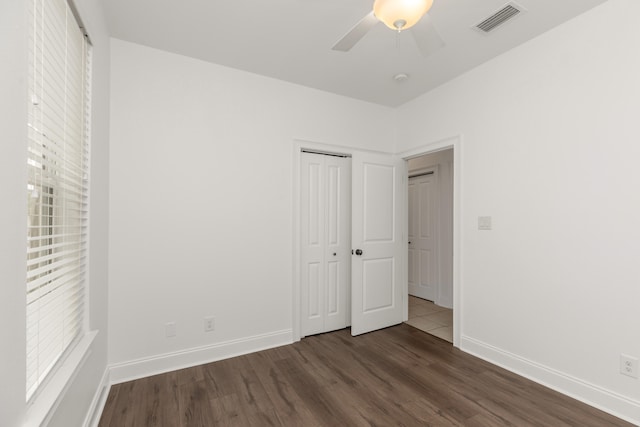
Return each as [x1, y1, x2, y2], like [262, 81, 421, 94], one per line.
[620, 354, 638, 378]
[478, 216, 492, 230]
[165, 322, 176, 338]
[204, 316, 215, 332]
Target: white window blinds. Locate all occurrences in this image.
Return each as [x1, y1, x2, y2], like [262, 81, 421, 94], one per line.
[26, 0, 91, 401]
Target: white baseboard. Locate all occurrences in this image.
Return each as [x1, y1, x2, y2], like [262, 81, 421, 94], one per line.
[437, 295, 453, 309]
[109, 329, 293, 385]
[83, 368, 111, 427]
[460, 335, 640, 426]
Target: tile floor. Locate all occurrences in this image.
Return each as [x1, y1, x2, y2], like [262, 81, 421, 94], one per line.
[406, 295, 453, 343]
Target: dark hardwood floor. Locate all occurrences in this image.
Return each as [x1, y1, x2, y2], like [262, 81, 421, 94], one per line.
[99, 324, 632, 426]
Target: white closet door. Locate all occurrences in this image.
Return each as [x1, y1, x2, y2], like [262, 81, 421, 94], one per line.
[301, 152, 351, 336]
[408, 181, 418, 293]
[408, 172, 438, 301]
[351, 151, 404, 336]
[324, 155, 351, 331]
[301, 154, 324, 335]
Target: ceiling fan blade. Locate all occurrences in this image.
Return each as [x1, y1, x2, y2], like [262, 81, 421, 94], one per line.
[410, 14, 445, 58]
[332, 11, 379, 52]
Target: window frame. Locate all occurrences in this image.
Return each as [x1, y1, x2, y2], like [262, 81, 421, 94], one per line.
[25, 0, 93, 407]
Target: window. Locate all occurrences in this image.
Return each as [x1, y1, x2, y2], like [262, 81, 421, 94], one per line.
[26, 0, 91, 400]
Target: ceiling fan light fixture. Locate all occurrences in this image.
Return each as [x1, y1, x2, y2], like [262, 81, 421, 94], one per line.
[373, 0, 434, 31]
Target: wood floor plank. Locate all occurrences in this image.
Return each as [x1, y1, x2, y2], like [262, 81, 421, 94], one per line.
[302, 335, 424, 426]
[207, 393, 252, 427]
[348, 336, 484, 422]
[96, 383, 120, 426]
[100, 377, 172, 427]
[245, 353, 321, 426]
[273, 354, 361, 425]
[99, 325, 634, 427]
[219, 356, 283, 426]
[143, 372, 180, 426]
[178, 379, 217, 427]
[309, 331, 463, 425]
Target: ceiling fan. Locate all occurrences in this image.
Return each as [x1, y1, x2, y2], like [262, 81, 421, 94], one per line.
[332, 0, 444, 58]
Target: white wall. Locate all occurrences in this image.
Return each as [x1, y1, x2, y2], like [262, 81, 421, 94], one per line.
[0, 0, 110, 425]
[397, 0, 640, 422]
[108, 39, 395, 377]
[0, 1, 29, 425]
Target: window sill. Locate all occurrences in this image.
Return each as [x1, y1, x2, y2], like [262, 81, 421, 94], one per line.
[25, 330, 98, 427]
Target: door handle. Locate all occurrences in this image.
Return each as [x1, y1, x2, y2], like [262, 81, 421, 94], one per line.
[355, 249, 363, 256]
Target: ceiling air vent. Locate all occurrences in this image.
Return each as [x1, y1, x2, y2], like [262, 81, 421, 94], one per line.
[475, 2, 523, 33]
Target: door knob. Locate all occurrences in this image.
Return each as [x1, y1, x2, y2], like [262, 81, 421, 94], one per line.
[355, 249, 363, 256]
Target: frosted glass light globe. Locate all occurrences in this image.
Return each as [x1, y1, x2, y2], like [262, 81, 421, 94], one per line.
[373, 0, 434, 30]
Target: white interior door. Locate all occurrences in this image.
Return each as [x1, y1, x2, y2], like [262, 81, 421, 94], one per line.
[351, 151, 404, 336]
[408, 172, 438, 301]
[300, 152, 351, 336]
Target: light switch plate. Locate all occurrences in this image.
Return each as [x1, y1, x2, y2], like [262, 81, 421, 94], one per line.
[204, 316, 215, 332]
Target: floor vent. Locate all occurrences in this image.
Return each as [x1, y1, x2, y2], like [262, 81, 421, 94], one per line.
[475, 3, 523, 33]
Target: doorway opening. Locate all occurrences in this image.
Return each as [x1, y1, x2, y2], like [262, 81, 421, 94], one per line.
[404, 148, 454, 344]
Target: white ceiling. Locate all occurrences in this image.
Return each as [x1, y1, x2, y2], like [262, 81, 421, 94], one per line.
[102, 0, 606, 107]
